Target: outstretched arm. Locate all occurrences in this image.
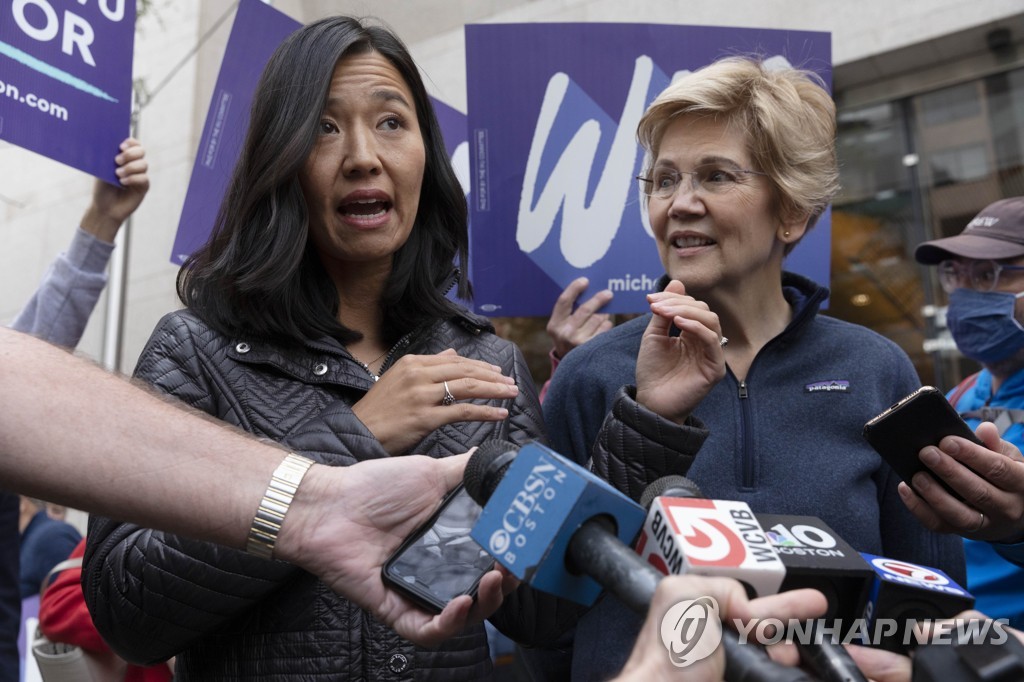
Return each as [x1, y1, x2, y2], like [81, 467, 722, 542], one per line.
[80, 137, 149, 243]
[0, 327, 504, 646]
[11, 138, 149, 347]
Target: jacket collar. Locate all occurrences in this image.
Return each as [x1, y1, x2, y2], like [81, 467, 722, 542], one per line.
[654, 271, 828, 337]
[224, 306, 493, 387]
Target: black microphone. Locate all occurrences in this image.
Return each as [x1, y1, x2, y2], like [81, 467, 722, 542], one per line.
[466, 441, 814, 682]
[757, 514, 874, 630]
[859, 552, 975, 654]
[755, 513, 974, 656]
[466, 439, 651, 608]
[910, 618, 1024, 681]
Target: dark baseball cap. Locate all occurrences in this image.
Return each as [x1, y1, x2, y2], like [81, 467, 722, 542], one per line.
[915, 196, 1024, 264]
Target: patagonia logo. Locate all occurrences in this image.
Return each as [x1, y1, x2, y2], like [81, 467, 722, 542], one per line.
[805, 380, 850, 393]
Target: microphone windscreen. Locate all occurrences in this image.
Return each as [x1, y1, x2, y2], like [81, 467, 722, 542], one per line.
[639, 475, 704, 509]
[464, 439, 520, 505]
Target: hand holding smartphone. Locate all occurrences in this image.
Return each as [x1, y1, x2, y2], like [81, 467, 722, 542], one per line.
[863, 386, 983, 501]
[381, 483, 496, 614]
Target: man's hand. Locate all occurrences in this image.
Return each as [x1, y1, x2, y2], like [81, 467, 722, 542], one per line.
[547, 276, 614, 359]
[276, 453, 516, 646]
[845, 609, 1024, 682]
[616, 576, 827, 681]
[899, 421, 1024, 543]
[81, 137, 149, 243]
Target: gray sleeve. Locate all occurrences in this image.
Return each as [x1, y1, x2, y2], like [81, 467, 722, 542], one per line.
[10, 228, 114, 347]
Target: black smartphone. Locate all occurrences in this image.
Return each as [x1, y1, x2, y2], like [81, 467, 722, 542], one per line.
[863, 386, 983, 500]
[381, 483, 495, 614]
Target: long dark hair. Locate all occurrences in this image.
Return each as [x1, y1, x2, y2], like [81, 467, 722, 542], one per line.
[177, 16, 471, 345]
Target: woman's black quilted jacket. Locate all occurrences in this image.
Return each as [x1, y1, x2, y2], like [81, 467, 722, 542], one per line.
[83, 308, 568, 681]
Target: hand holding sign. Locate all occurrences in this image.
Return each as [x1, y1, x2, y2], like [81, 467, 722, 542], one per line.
[0, 0, 135, 182]
[80, 137, 148, 243]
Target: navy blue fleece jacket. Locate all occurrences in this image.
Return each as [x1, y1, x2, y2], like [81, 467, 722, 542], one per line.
[540, 272, 966, 681]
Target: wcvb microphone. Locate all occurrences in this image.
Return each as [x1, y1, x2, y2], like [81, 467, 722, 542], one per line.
[635, 476, 786, 598]
[466, 440, 814, 682]
[638, 476, 868, 682]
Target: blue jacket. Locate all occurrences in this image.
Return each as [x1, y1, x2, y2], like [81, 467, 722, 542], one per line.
[541, 272, 966, 681]
[949, 368, 1024, 628]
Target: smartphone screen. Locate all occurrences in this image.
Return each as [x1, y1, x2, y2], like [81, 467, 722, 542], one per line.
[383, 485, 495, 612]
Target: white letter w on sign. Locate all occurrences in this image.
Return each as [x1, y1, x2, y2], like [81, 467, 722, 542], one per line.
[517, 56, 655, 269]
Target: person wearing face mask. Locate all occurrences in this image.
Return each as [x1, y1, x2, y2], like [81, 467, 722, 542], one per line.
[911, 196, 1024, 629]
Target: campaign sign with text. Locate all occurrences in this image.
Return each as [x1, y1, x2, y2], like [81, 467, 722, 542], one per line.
[0, 0, 135, 184]
[433, 96, 469, 194]
[171, 0, 299, 264]
[470, 442, 645, 606]
[466, 23, 831, 316]
[635, 496, 785, 597]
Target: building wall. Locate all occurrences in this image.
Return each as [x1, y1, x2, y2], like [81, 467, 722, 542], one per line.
[1, 0, 1022, 372]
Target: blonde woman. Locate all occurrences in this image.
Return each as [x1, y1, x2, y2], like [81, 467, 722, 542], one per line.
[542, 56, 965, 680]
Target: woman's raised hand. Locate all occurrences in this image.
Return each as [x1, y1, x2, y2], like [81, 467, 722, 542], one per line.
[352, 349, 519, 454]
[635, 279, 726, 424]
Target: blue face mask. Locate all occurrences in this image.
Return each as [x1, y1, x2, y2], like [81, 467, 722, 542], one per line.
[946, 288, 1024, 364]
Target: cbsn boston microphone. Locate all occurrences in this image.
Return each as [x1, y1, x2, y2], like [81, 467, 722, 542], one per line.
[466, 440, 814, 682]
[638, 476, 867, 682]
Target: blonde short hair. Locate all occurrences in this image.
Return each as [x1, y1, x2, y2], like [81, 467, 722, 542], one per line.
[637, 56, 839, 252]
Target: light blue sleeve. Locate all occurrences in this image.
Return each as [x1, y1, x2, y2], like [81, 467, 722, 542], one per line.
[9, 228, 114, 347]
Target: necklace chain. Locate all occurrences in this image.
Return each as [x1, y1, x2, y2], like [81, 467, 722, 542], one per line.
[354, 348, 389, 382]
[350, 331, 416, 383]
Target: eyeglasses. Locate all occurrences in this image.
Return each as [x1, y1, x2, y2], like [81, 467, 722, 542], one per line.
[636, 164, 767, 199]
[938, 259, 1024, 293]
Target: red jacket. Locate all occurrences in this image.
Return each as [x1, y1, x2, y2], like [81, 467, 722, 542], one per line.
[38, 539, 172, 682]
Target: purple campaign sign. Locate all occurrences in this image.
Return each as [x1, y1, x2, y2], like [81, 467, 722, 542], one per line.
[433, 96, 468, 167]
[171, 0, 299, 264]
[466, 23, 832, 316]
[171, 0, 471, 267]
[0, 0, 135, 184]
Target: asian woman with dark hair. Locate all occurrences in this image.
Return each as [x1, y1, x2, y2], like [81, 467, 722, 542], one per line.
[83, 16, 555, 681]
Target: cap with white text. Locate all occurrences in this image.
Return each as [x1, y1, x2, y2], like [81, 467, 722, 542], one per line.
[915, 196, 1024, 264]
